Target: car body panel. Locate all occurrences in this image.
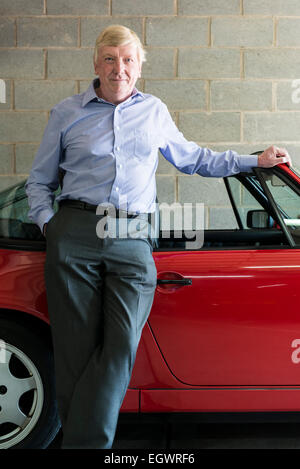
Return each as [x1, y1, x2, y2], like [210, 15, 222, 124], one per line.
[148, 249, 300, 386]
[0, 249, 48, 322]
[140, 387, 300, 413]
[2, 245, 300, 413]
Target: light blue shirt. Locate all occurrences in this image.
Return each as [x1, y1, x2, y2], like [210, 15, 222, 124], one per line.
[25, 78, 258, 232]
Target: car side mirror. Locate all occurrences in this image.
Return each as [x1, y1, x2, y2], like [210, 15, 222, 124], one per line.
[247, 210, 273, 229]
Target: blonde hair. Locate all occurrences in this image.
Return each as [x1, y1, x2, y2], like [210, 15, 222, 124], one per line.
[94, 25, 146, 64]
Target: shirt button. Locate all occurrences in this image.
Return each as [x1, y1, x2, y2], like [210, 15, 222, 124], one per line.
[116, 126, 120, 131]
[119, 164, 123, 169]
[116, 146, 120, 151]
[115, 187, 119, 192]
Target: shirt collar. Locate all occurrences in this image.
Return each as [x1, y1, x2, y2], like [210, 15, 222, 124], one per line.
[81, 78, 145, 107]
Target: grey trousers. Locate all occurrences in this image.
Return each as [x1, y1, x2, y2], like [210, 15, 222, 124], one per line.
[44, 206, 157, 449]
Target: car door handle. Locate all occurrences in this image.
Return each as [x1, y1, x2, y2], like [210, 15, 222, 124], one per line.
[157, 278, 192, 286]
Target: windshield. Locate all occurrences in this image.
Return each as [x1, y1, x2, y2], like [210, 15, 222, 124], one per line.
[259, 170, 300, 245]
[227, 168, 300, 247]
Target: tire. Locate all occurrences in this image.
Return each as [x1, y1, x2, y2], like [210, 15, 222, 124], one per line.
[0, 316, 60, 449]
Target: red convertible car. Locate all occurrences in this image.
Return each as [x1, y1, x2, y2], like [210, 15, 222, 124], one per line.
[0, 162, 299, 449]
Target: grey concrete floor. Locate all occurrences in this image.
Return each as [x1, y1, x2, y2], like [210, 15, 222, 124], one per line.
[47, 415, 300, 449]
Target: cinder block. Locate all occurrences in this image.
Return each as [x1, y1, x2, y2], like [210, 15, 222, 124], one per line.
[178, 49, 240, 79]
[112, 0, 174, 15]
[178, 0, 240, 15]
[277, 19, 300, 47]
[18, 18, 78, 47]
[146, 17, 208, 46]
[145, 80, 206, 110]
[79, 81, 90, 93]
[211, 81, 272, 111]
[178, 175, 230, 205]
[47, 0, 109, 15]
[1, 0, 43, 15]
[15, 81, 77, 110]
[16, 144, 39, 173]
[179, 112, 241, 142]
[156, 175, 176, 204]
[142, 49, 175, 79]
[0, 18, 15, 47]
[244, 50, 300, 79]
[81, 18, 143, 47]
[212, 17, 273, 47]
[0, 145, 13, 173]
[244, 112, 300, 142]
[47, 50, 94, 79]
[0, 176, 27, 192]
[276, 81, 300, 110]
[157, 152, 178, 175]
[0, 50, 44, 79]
[0, 112, 47, 142]
[244, 0, 300, 15]
[209, 207, 238, 229]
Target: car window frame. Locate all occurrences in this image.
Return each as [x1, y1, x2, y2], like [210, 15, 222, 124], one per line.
[254, 166, 300, 248]
[224, 165, 300, 250]
[156, 165, 299, 252]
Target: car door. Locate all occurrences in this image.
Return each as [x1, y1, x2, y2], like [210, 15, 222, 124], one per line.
[149, 166, 300, 386]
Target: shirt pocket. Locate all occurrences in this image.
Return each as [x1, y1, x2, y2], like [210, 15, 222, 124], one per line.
[134, 129, 157, 164]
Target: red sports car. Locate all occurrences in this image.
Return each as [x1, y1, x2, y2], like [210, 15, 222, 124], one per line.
[0, 162, 299, 449]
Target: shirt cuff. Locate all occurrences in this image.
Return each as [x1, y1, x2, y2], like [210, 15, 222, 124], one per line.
[236, 154, 258, 172]
[36, 209, 55, 233]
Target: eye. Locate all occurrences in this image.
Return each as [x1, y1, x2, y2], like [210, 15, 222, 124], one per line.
[105, 57, 114, 62]
[124, 58, 134, 63]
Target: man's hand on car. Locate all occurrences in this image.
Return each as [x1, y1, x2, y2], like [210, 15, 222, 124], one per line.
[258, 145, 292, 168]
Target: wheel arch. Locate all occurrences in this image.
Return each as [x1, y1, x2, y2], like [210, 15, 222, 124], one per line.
[0, 308, 52, 345]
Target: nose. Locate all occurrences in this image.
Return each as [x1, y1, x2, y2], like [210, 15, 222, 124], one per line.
[113, 59, 124, 74]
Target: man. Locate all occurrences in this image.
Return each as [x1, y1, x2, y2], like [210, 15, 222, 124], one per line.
[25, 25, 291, 449]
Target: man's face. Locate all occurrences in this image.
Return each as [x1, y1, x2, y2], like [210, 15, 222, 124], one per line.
[94, 43, 142, 105]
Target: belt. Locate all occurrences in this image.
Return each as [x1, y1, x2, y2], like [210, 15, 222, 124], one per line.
[59, 199, 149, 220]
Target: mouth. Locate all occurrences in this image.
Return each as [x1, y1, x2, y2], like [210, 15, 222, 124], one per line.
[110, 78, 127, 82]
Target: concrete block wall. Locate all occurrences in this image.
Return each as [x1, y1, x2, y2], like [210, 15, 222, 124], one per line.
[1, 0, 300, 229]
